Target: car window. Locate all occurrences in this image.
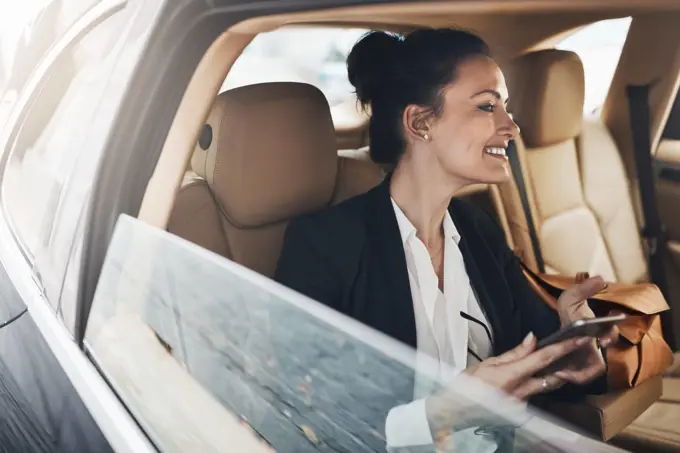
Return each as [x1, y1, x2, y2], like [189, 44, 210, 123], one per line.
[556, 17, 632, 114]
[222, 27, 367, 107]
[663, 92, 680, 140]
[85, 215, 622, 453]
[0, 5, 131, 314]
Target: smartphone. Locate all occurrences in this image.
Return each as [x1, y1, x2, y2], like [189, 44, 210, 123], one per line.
[536, 313, 626, 349]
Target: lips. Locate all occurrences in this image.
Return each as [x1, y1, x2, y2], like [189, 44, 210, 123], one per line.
[484, 147, 507, 157]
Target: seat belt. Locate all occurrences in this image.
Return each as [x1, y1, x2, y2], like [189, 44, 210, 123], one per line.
[626, 84, 676, 346]
[506, 140, 546, 273]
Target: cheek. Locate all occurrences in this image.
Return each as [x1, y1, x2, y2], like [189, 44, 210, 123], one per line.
[434, 116, 510, 182]
[435, 141, 483, 181]
[436, 116, 492, 165]
[473, 114, 498, 143]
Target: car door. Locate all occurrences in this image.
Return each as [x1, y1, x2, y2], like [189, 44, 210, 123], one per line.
[0, 1, 159, 451]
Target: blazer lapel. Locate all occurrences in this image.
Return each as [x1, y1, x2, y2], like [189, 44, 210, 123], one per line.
[450, 202, 514, 355]
[358, 183, 519, 353]
[363, 179, 418, 348]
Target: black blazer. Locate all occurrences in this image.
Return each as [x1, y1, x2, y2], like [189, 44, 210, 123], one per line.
[275, 178, 605, 401]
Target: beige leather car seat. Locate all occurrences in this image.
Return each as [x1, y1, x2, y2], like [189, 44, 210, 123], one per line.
[503, 48, 680, 453]
[167, 82, 385, 277]
[504, 49, 648, 283]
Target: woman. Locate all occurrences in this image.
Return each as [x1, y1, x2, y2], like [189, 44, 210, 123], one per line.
[275, 28, 617, 450]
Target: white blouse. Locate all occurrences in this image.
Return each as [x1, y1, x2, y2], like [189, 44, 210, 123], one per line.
[385, 199, 496, 451]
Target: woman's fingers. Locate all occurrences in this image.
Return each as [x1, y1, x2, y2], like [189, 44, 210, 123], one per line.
[510, 336, 590, 379]
[490, 332, 536, 366]
[513, 374, 566, 400]
[558, 276, 605, 309]
[555, 356, 606, 384]
[472, 333, 599, 400]
[554, 366, 603, 385]
[597, 325, 619, 348]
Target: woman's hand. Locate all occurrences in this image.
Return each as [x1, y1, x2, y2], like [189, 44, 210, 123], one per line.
[463, 332, 589, 399]
[554, 276, 619, 384]
[425, 333, 589, 434]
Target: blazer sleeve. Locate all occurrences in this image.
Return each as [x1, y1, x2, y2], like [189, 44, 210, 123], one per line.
[274, 215, 344, 312]
[478, 209, 608, 397]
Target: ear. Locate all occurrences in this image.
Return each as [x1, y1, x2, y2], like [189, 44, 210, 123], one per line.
[403, 104, 432, 142]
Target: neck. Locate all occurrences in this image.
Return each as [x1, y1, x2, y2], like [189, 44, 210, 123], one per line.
[389, 155, 466, 248]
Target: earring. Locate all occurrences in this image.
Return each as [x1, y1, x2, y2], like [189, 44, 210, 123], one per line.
[423, 134, 429, 141]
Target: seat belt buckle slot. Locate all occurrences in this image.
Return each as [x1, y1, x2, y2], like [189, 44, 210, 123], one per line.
[641, 225, 667, 257]
[643, 236, 658, 256]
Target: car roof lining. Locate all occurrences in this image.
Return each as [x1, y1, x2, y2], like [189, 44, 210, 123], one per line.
[230, 0, 680, 57]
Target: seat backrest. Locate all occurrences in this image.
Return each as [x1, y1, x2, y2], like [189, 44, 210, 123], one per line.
[168, 82, 384, 277]
[504, 49, 647, 282]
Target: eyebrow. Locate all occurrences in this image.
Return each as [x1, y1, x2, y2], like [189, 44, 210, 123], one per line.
[471, 89, 509, 103]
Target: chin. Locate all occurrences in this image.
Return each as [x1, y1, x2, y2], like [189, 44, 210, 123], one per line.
[475, 168, 512, 185]
[491, 173, 512, 185]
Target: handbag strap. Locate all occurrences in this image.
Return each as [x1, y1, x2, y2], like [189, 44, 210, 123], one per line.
[518, 260, 559, 310]
[518, 257, 669, 316]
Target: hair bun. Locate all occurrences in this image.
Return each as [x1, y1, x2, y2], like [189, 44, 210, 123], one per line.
[347, 31, 402, 106]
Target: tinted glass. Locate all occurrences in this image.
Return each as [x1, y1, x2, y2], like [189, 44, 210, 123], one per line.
[223, 27, 366, 107]
[663, 93, 680, 140]
[85, 215, 622, 453]
[557, 17, 631, 114]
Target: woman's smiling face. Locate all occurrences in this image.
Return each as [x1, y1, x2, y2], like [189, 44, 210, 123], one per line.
[425, 55, 519, 185]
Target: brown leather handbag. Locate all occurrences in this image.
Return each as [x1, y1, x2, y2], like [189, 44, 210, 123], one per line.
[520, 263, 673, 390]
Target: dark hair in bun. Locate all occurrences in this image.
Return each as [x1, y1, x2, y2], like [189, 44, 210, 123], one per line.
[347, 28, 491, 166]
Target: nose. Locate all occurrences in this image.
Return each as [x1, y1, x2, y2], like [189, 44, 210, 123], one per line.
[499, 111, 520, 141]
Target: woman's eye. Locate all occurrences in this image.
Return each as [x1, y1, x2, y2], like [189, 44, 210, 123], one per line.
[478, 104, 495, 113]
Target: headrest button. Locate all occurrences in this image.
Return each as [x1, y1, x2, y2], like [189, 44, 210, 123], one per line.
[198, 124, 213, 150]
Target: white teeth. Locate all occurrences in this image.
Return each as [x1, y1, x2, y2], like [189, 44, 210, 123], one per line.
[484, 147, 507, 156]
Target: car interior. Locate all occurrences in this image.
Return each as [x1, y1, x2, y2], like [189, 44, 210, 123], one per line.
[133, 0, 680, 451]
